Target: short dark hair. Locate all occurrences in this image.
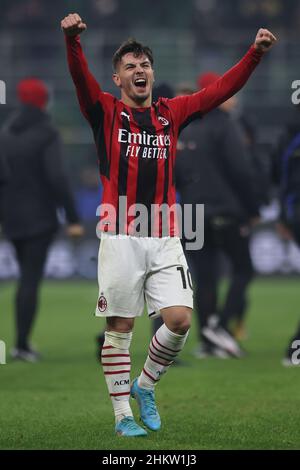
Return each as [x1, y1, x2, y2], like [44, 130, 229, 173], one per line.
[112, 38, 154, 72]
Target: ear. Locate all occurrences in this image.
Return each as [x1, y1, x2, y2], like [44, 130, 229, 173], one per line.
[112, 73, 121, 88]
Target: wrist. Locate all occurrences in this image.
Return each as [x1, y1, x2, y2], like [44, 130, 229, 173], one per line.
[65, 34, 80, 43]
[250, 44, 264, 57]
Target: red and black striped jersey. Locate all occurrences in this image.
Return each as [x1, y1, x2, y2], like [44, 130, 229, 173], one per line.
[66, 35, 263, 237]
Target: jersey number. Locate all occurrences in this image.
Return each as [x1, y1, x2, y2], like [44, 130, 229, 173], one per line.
[177, 266, 193, 290]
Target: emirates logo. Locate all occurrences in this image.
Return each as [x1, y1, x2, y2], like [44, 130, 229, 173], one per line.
[98, 295, 107, 312]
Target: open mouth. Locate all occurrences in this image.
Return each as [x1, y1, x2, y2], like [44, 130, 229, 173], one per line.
[134, 78, 147, 89]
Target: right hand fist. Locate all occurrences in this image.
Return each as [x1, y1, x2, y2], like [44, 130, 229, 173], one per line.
[61, 13, 87, 36]
[254, 28, 277, 52]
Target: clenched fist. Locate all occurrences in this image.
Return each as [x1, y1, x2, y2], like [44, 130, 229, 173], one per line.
[254, 28, 277, 52]
[61, 13, 87, 36]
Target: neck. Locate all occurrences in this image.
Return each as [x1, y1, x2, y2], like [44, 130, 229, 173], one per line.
[121, 93, 152, 108]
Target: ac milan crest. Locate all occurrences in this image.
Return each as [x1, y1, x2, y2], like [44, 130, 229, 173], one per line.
[158, 116, 169, 126]
[98, 295, 107, 312]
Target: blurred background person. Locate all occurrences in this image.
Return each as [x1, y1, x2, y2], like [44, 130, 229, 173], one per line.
[152, 82, 174, 101]
[0, 78, 84, 362]
[0, 152, 9, 231]
[272, 104, 300, 366]
[0, 152, 9, 187]
[175, 72, 261, 359]
[175, 82, 196, 96]
[229, 113, 270, 339]
[74, 151, 103, 225]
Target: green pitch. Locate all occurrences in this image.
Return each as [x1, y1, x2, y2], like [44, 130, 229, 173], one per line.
[0, 279, 300, 450]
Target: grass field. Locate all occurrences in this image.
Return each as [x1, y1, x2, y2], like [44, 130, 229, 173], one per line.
[0, 278, 300, 450]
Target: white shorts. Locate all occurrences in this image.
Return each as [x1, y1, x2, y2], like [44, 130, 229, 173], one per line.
[95, 234, 193, 318]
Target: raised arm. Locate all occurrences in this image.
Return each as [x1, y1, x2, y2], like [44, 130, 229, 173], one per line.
[61, 13, 101, 121]
[169, 28, 277, 131]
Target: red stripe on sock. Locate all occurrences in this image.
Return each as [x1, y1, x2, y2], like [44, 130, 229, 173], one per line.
[148, 344, 173, 365]
[101, 362, 131, 366]
[150, 343, 174, 362]
[154, 334, 181, 353]
[102, 346, 113, 349]
[104, 370, 130, 375]
[110, 392, 130, 397]
[101, 353, 130, 358]
[148, 351, 171, 367]
[149, 341, 177, 361]
[143, 368, 158, 383]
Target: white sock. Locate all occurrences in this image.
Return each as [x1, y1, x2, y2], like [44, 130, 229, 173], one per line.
[101, 331, 133, 423]
[138, 324, 189, 390]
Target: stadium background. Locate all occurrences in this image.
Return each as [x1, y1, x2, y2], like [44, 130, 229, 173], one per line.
[1, 0, 300, 451]
[1, 0, 300, 279]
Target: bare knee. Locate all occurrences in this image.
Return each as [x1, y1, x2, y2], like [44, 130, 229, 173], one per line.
[106, 316, 134, 333]
[161, 307, 192, 335]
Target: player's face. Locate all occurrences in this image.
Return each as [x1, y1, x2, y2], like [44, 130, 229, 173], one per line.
[113, 53, 154, 106]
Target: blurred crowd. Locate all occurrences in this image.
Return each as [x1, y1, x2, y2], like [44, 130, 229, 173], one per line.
[1, 0, 299, 33]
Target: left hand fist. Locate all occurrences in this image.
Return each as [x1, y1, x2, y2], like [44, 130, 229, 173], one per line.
[254, 28, 277, 52]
